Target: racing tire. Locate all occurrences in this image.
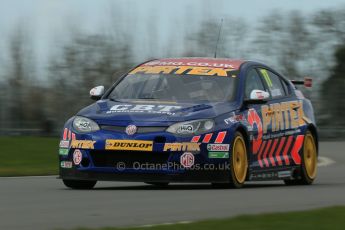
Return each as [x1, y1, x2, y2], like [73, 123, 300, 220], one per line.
[229, 132, 249, 188]
[284, 131, 317, 186]
[145, 182, 169, 187]
[62, 179, 97, 189]
[212, 132, 248, 189]
[213, 132, 248, 189]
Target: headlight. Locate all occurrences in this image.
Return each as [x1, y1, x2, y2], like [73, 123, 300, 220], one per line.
[166, 119, 215, 135]
[72, 116, 100, 133]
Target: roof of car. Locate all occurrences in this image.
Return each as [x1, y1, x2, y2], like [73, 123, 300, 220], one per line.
[142, 58, 246, 70]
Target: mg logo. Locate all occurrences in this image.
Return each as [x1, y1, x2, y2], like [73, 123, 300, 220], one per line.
[180, 152, 195, 168]
[73, 149, 83, 165]
[125, 125, 137, 135]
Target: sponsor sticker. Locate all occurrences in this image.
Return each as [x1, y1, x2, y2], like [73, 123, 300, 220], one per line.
[208, 152, 229, 159]
[180, 152, 195, 168]
[105, 140, 153, 151]
[60, 161, 72, 168]
[70, 140, 96, 149]
[73, 149, 83, 165]
[59, 148, 69, 155]
[250, 172, 277, 180]
[144, 60, 236, 69]
[177, 124, 194, 134]
[59, 140, 70, 148]
[278, 170, 292, 178]
[260, 100, 305, 134]
[224, 112, 246, 124]
[163, 142, 201, 152]
[207, 144, 230, 152]
[107, 104, 182, 115]
[129, 65, 234, 77]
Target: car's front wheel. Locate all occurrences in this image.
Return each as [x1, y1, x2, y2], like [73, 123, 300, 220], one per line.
[284, 131, 317, 186]
[229, 132, 248, 188]
[213, 132, 248, 189]
[62, 179, 97, 189]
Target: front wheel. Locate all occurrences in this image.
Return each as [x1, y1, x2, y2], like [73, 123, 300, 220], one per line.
[284, 131, 317, 186]
[226, 132, 249, 188]
[62, 179, 97, 189]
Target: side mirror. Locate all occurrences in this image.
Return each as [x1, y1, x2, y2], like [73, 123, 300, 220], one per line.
[244, 90, 270, 104]
[90, 86, 105, 100]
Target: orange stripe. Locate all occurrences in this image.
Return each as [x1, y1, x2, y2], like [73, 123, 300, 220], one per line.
[258, 141, 266, 154]
[68, 130, 71, 140]
[291, 135, 304, 164]
[215, 131, 226, 143]
[263, 140, 272, 167]
[191, 136, 200, 143]
[282, 136, 294, 165]
[71, 133, 76, 140]
[202, 133, 213, 143]
[275, 137, 286, 166]
[258, 141, 267, 168]
[63, 128, 68, 140]
[268, 139, 278, 166]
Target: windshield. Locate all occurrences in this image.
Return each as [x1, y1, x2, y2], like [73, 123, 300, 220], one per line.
[108, 72, 238, 103]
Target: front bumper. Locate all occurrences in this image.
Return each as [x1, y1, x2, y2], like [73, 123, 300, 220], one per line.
[58, 127, 233, 183]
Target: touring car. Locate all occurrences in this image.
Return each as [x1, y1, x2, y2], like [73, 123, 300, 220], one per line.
[58, 58, 318, 189]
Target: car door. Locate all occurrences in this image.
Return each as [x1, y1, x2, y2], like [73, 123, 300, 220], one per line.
[257, 68, 300, 169]
[243, 68, 268, 169]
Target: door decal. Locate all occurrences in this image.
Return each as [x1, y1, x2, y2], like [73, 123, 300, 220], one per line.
[247, 106, 305, 168]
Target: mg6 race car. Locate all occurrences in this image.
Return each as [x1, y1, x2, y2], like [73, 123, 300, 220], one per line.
[59, 58, 318, 189]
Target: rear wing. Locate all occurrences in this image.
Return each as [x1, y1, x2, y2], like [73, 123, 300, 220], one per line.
[290, 77, 312, 88]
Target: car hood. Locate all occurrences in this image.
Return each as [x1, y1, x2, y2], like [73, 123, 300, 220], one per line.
[77, 99, 238, 124]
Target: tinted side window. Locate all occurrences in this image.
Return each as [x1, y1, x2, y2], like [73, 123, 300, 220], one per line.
[259, 69, 286, 98]
[245, 69, 265, 99]
[280, 79, 291, 95]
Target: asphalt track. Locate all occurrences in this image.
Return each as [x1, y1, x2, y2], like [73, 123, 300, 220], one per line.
[1, 142, 344, 230]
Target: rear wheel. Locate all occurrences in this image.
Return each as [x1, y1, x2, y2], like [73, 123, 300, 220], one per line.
[284, 131, 317, 185]
[62, 179, 97, 189]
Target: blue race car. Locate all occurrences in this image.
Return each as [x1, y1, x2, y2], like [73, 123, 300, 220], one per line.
[59, 58, 318, 189]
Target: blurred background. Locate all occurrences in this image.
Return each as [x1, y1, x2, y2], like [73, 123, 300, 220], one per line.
[0, 0, 345, 139]
[0, 2, 345, 230]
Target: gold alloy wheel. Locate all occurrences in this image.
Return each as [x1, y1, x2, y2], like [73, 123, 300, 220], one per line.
[303, 133, 317, 179]
[232, 135, 248, 184]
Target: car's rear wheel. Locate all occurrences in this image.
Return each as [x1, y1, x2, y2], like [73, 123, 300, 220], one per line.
[62, 179, 97, 189]
[284, 131, 317, 186]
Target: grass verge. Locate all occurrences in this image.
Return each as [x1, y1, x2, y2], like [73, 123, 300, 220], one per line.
[0, 136, 59, 176]
[75, 206, 345, 230]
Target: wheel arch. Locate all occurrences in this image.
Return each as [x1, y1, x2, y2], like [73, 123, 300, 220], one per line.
[235, 125, 250, 155]
[306, 124, 319, 154]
